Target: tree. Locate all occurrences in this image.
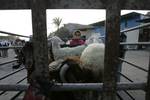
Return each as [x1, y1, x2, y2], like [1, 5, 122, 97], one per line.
[48, 26, 71, 42]
[52, 17, 62, 31]
[54, 27, 71, 42]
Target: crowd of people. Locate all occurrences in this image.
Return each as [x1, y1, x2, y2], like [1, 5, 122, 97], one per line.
[0, 40, 12, 47]
[0, 39, 25, 58]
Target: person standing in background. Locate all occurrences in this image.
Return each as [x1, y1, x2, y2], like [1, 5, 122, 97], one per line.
[70, 30, 85, 47]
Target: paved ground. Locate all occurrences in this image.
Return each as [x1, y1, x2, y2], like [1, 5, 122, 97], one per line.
[119, 50, 149, 100]
[0, 49, 149, 100]
[0, 49, 27, 100]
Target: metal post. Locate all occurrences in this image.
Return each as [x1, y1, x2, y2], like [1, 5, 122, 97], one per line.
[103, 1, 120, 100]
[31, 0, 49, 82]
[146, 53, 150, 100]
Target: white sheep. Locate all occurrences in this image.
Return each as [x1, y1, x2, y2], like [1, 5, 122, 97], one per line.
[58, 43, 105, 100]
[85, 34, 103, 45]
[47, 38, 105, 100]
[58, 42, 105, 83]
[80, 43, 105, 82]
[48, 35, 104, 61]
[48, 36, 87, 60]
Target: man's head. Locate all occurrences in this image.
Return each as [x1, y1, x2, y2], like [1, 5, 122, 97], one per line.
[73, 30, 81, 39]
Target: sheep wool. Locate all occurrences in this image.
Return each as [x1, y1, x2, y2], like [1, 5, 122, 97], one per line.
[54, 45, 86, 60]
[80, 43, 105, 80]
[48, 36, 87, 60]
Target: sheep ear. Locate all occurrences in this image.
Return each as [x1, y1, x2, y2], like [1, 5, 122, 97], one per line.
[59, 64, 70, 83]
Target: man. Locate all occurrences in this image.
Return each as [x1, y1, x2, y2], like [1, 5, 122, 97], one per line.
[70, 30, 85, 47]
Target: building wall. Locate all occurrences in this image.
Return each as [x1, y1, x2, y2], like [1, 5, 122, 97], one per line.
[125, 29, 139, 49]
[120, 16, 140, 30]
[121, 16, 141, 49]
[92, 15, 142, 44]
[94, 26, 105, 41]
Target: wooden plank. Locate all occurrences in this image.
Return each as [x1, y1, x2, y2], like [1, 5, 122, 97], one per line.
[31, 0, 49, 82]
[146, 53, 150, 100]
[102, 1, 121, 100]
[0, 0, 149, 10]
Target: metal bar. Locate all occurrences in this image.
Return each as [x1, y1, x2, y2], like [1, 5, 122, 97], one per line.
[16, 76, 27, 84]
[0, 0, 106, 9]
[100, 22, 150, 40]
[0, 0, 30, 9]
[0, 76, 27, 96]
[121, 22, 150, 33]
[120, 42, 150, 45]
[0, 59, 18, 66]
[0, 82, 146, 91]
[117, 82, 146, 91]
[0, 46, 23, 49]
[0, 31, 30, 38]
[0, 0, 150, 10]
[121, 0, 150, 10]
[102, 23, 150, 40]
[31, 0, 50, 84]
[124, 90, 135, 100]
[117, 72, 134, 82]
[0, 68, 25, 80]
[46, 0, 105, 9]
[103, 1, 120, 99]
[117, 90, 136, 100]
[119, 58, 148, 72]
[0, 91, 5, 95]
[10, 91, 23, 100]
[0, 84, 28, 91]
[116, 92, 124, 100]
[146, 52, 150, 100]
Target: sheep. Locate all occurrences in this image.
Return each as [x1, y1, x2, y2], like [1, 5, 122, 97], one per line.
[54, 57, 101, 100]
[57, 42, 105, 83]
[48, 56, 90, 100]
[48, 35, 103, 61]
[22, 36, 105, 100]
[47, 36, 105, 83]
[58, 43, 105, 100]
[85, 34, 103, 45]
[21, 42, 86, 100]
[48, 36, 87, 60]
[80, 43, 105, 82]
[21, 42, 92, 100]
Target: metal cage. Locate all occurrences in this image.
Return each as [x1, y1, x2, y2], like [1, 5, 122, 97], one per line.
[0, 0, 150, 100]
